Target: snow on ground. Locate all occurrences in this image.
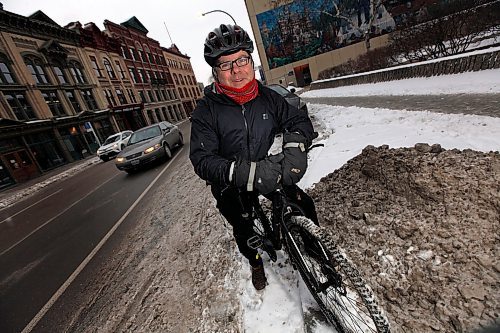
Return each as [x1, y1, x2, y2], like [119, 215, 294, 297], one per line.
[301, 68, 500, 97]
[242, 69, 500, 332]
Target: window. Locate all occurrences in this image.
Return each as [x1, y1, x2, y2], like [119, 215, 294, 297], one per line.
[139, 50, 147, 63]
[147, 90, 154, 102]
[52, 65, 67, 84]
[155, 90, 161, 101]
[138, 91, 146, 103]
[148, 53, 154, 63]
[90, 56, 103, 78]
[173, 73, 179, 85]
[104, 89, 116, 106]
[115, 88, 127, 104]
[179, 75, 185, 85]
[129, 47, 137, 61]
[4, 91, 37, 120]
[127, 89, 137, 103]
[0, 56, 15, 84]
[121, 46, 129, 59]
[115, 61, 126, 80]
[179, 88, 184, 98]
[184, 87, 189, 98]
[69, 61, 87, 84]
[128, 67, 138, 83]
[41, 91, 65, 117]
[24, 56, 49, 84]
[65, 90, 81, 112]
[137, 69, 147, 83]
[103, 58, 116, 79]
[80, 89, 98, 110]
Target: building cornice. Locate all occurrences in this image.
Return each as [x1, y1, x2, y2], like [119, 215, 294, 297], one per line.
[0, 9, 80, 46]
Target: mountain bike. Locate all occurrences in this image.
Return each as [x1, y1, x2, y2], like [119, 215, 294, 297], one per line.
[239, 188, 391, 333]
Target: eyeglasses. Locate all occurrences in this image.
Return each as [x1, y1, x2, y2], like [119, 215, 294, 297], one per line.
[215, 56, 251, 71]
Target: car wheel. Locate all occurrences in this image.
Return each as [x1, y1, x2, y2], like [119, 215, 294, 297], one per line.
[101, 156, 109, 162]
[120, 145, 125, 150]
[178, 132, 184, 146]
[125, 169, 136, 174]
[164, 144, 172, 159]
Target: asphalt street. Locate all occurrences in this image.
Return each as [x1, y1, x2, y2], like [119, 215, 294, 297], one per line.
[0, 122, 190, 333]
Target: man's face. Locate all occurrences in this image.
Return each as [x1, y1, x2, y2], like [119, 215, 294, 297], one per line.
[214, 50, 254, 89]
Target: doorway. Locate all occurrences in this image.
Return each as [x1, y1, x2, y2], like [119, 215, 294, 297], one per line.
[293, 64, 312, 87]
[2, 150, 39, 183]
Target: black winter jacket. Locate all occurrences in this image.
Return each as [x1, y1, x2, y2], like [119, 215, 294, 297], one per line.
[189, 81, 314, 186]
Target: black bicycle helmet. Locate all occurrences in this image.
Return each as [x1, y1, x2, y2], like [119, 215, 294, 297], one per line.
[204, 24, 254, 66]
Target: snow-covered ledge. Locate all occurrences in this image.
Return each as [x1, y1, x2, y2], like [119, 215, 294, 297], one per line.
[311, 45, 500, 90]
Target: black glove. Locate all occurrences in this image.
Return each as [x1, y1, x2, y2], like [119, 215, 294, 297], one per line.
[230, 154, 284, 194]
[282, 132, 308, 185]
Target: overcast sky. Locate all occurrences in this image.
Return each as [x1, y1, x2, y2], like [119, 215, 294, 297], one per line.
[2, 0, 261, 86]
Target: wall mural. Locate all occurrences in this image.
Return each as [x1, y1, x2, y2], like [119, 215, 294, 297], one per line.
[257, 0, 439, 69]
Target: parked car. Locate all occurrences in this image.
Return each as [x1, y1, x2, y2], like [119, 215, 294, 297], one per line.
[266, 84, 308, 112]
[97, 130, 133, 162]
[115, 121, 183, 173]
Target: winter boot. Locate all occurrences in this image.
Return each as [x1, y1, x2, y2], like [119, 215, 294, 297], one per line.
[251, 262, 267, 291]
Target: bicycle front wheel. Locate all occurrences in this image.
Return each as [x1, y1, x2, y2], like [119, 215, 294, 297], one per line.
[285, 216, 391, 333]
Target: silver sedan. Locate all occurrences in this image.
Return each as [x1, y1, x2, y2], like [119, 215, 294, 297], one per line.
[115, 121, 183, 173]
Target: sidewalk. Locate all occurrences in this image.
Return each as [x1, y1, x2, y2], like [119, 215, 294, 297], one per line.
[302, 93, 500, 118]
[0, 156, 101, 209]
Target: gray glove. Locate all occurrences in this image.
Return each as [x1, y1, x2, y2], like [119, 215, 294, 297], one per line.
[282, 132, 308, 185]
[230, 154, 284, 194]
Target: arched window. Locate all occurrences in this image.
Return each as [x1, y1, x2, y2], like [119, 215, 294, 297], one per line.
[0, 54, 16, 84]
[51, 61, 67, 84]
[68, 61, 87, 84]
[24, 56, 50, 84]
[173, 73, 179, 85]
[103, 58, 116, 79]
[179, 75, 185, 85]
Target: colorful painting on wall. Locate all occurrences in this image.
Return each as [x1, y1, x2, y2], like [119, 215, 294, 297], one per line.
[257, 0, 439, 69]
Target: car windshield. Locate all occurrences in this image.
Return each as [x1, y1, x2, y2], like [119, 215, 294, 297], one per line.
[103, 134, 120, 145]
[128, 126, 161, 145]
[268, 85, 290, 96]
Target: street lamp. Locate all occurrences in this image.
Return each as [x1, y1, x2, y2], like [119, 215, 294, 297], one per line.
[201, 10, 237, 25]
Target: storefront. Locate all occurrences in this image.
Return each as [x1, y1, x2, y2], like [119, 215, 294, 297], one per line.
[111, 103, 145, 131]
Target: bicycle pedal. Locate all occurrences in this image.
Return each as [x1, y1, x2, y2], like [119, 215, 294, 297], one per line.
[247, 236, 262, 250]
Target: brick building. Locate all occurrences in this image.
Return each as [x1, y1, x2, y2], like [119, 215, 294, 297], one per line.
[0, 7, 198, 189]
[103, 17, 187, 126]
[0, 9, 110, 188]
[162, 44, 203, 116]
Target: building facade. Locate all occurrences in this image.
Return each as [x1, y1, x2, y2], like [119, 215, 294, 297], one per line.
[0, 9, 110, 189]
[162, 44, 203, 116]
[0, 8, 198, 189]
[245, 0, 446, 86]
[103, 17, 187, 126]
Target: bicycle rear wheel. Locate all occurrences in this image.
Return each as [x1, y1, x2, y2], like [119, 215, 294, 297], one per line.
[285, 216, 391, 333]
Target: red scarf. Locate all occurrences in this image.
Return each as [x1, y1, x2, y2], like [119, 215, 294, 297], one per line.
[215, 79, 258, 105]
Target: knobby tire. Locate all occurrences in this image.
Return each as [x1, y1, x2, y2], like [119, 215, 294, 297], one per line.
[285, 215, 391, 333]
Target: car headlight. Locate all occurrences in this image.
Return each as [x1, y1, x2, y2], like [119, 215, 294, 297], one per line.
[116, 157, 125, 163]
[144, 143, 161, 154]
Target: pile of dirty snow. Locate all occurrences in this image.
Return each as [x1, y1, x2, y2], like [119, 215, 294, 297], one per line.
[309, 144, 499, 333]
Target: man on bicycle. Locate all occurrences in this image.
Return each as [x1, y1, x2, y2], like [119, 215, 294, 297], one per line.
[189, 24, 318, 290]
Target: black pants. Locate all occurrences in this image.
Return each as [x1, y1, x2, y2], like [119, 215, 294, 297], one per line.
[211, 185, 319, 266]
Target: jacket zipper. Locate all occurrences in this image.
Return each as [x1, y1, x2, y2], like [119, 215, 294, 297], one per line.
[242, 105, 251, 160]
